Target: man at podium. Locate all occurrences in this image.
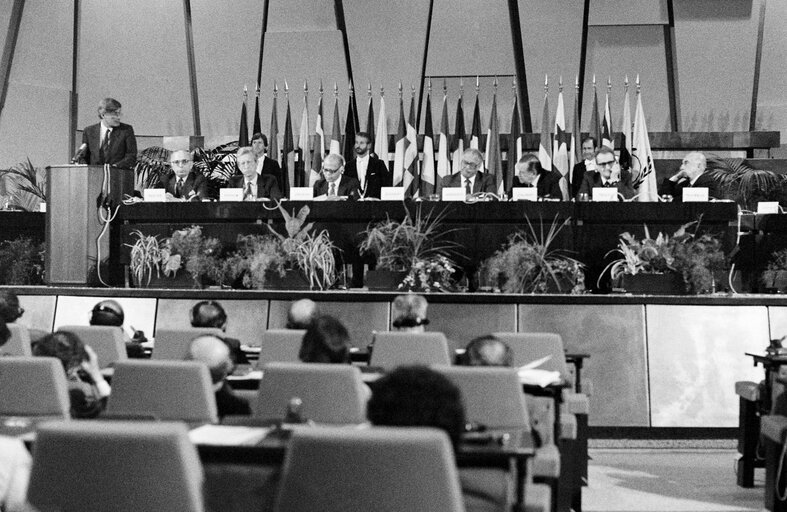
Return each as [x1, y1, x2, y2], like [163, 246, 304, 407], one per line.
[76, 97, 137, 170]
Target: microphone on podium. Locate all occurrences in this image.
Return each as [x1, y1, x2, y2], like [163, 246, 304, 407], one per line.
[71, 143, 88, 164]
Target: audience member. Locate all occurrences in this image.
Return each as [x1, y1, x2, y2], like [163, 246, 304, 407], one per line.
[187, 335, 251, 418]
[0, 436, 32, 512]
[299, 314, 351, 364]
[0, 290, 45, 342]
[228, 146, 282, 201]
[463, 334, 513, 367]
[32, 331, 110, 419]
[570, 136, 597, 198]
[0, 319, 9, 348]
[158, 149, 209, 200]
[391, 294, 429, 332]
[89, 300, 146, 358]
[313, 154, 361, 200]
[286, 299, 319, 329]
[658, 150, 721, 201]
[441, 148, 496, 195]
[577, 146, 635, 200]
[190, 300, 249, 364]
[343, 132, 390, 198]
[509, 153, 563, 199]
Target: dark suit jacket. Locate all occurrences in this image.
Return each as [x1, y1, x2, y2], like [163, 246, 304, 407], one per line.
[578, 169, 636, 200]
[344, 156, 390, 199]
[510, 170, 564, 199]
[80, 122, 137, 169]
[441, 172, 497, 194]
[313, 175, 361, 200]
[220, 335, 249, 365]
[227, 174, 282, 201]
[658, 172, 721, 201]
[259, 156, 283, 186]
[157, 171, 209, 200]
[571, 162, 589, 198]
[215, 381, 251, 418]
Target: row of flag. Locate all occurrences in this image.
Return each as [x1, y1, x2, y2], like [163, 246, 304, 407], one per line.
[237, 77, 657, 201]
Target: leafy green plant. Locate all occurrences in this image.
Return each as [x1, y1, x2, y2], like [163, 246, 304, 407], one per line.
[0, 237, 45, 285]
[766, 249, 787, 272]
[0, 158, 46, 211]
[222, 234, 287, 289]
[399, 256, 456, 292]
[126, 230, 163, 286]
[705, 155, 787, 209]
[161, 225, 223, 287]
[482, 217, 584, 294]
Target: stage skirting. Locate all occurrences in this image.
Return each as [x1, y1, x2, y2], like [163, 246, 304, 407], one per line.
[7, 286, 782, 429]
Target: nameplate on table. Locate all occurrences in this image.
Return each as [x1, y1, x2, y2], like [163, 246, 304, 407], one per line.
[380, 187, 405, 201]
[682, 188, 709, 202]
[289, 187, 313, 201]
[442, 188, 466, 202]
[512, 188, 537, 201]
[592, 188, 618, 202]
[39, 202, 46, 212]
[143, 189, 166, 202]
[758, 201, 780, 214]
[220, 188, 244, 202]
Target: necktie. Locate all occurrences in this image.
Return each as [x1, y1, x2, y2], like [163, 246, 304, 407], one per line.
[244, 182, 253, 200]
[100, 129, 111, 161]
[465, 178, 471, 195]
[329, 183, 336, 197]
[175, 179, 184, 197]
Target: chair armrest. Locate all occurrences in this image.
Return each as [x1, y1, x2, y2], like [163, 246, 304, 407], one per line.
[735, 381, 761, 402]
[761, 415, 787, 443]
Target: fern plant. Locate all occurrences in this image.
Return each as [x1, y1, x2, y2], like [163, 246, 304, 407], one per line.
[705, 155, 787, 209]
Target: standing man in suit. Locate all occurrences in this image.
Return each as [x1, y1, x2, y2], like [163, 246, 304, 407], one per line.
[571, 137, 597, 198]
[344, 132, 390, 198]
[157, 150, 209, 200]
[227, 147, 282, 201]
[313, 154, 361, 200]
[578, 147, 635, 200]
[658, 151, 721, 201]
[76, 98, 137, 169]
[251, 132, 283, 186]
[509, 153, 564, 199]
[440, 148, 496, 195]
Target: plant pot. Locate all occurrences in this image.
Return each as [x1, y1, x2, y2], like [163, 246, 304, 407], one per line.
[614, 273, 687, 295]
[365, 270, 408, 291]
[144, 272, 201, 289]
[545, 274, 578, 294]
[762, 270, 787, 293]
[264, 270, 312, 290]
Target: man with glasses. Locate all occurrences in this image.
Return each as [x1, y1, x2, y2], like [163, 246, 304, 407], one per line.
[577, 146, 635, 200]
[76, 98, 137, 169]
[440, 148, 496, 196]
[227, 147, 282, 201]
[313, 153, 360, 200]
[157, 150, 209, 200]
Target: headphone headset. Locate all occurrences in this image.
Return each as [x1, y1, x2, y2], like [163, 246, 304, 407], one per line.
[392, 316, 429, 329]
[190, 301, 226, 328]
[90, 302, 124, 326]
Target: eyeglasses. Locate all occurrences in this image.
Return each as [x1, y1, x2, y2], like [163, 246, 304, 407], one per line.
[171, 159, 192, 166]
[596, 160, 615, 167]
[323, 167, 341, 174]
[103, 111, 122, 117]
[461, 160, 479, 168]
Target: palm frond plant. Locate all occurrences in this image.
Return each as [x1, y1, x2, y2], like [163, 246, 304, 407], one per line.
[705, 155, 787, 209]
[0, 158, 46, 211]
[134, 146, 171, 189]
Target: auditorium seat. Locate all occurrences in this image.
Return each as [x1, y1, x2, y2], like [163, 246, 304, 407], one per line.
[369, 331, 452, 369]
[0, 357, 70, 419]
[27, 420, 205, 512]
[58, 325, 127, 368]
[153, 327, 224, 360]
[735, 380, 763, 487]
[255, 362, 366, 424]
[275, 427, 464, 512]
[255, 329, 305, 367]
[2, 324, 32, 356]
[106, 360, 217, 424]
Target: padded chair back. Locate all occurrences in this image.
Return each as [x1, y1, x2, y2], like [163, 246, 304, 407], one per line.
[438, 366, 530, 429]
[153, 327, 224, 360]
[28, 420, 204, 512]
[493, 332, 570, 380]
[255, 329, 305, 367]
[2, 323, 32, 356]
[369, 331, 452, 369]
[275, 426, 464, 512]
[0, 357, 70, 418]
[256, 362, 366, 424]
[106, 360, 217, 424]
[58, 325, 127, 369]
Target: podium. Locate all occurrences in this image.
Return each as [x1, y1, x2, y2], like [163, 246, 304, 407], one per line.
[45, 164, 134, 285]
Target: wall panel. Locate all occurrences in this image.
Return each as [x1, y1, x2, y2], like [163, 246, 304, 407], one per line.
[589, 0, 668, 26]
[155, 298, 269, 348]
[755, 0, 787, 142]
[53, 295, 157, 337]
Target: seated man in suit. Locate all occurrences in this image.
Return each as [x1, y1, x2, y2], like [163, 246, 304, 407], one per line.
[570, 137, 597, 198]
[298, 314, 352, 364]
[251, 132, 283, 186]
[286, 299, 319, 330]
[509, 153, 563, 199]
[577, 146, 635, 200]
[156, 150, 209, 201]
[227, 147, 282, 201]
[461, 334, 513, 367]
[76, 97, 137, 169]
[344, 132, 390, 198]
[441, 148, 496, 196]
[186, 335, 251, 418]
[190, 300, 248, 365]
[89, 299, 146, 358]
[313, 154, 361, 200]
[658, 151, 721, 201]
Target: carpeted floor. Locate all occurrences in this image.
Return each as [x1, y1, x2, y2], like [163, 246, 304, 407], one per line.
[584, 449, 764, 512]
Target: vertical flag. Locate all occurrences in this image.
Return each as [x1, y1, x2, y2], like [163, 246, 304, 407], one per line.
[470, 89, 481, 150]
[404, 94, 419, 197]
[632, 78, 657, 201]
[485, 86, 503, 195]
[421, 92, 436, 197]
[253, 84, 261, 136]
[310, 91, 325, 186]
[281, 93, 295, 196]
[436, 90, 451, 191]
[589, 78, 602, 147]
[392, 90, 406, 187]
[451, 94, 465, 175]
[375, 90, 389, 170]
[570, 77, 581, 177]
[269, 85, 279, 164]
[329, 89, 342, 155]
[619, 77, 632, 172]
[366, 84, 375, 148]
[238, 88, 249, 147]
[508, 90, 523, 194]
[343, 85, 358, 164]
[538, 79, 552, 178]
[297, 84, 310, 187]
[602, 78, 614, 149]
[552, 83, 570, 200]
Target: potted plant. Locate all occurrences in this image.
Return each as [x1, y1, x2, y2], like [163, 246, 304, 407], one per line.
[0, 237, 45, 285]
[0, 158, 47, 211]
[358, 205, 458, 291]
[160, 225, 224, 288]
[481, 217, 585, 294]
[761, 249, 787, 293]
[706, 155, 787, 209]
[126, 230, 164, 287]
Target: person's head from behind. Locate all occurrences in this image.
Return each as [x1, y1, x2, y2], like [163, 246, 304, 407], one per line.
[299, 314, 351, 364]
[0, 320, 9, 347]
[367, 365, 466, 449]
[391, 294, 429, 332]
[463, 335, 513, 367]
[191, 300, 227, 330]
[89, 300, 124, 327]
[187, 335, 233, 386]
[0, 290, 23, 323]
[286, 299, 319, 329]
[33, 331, 88, 376]
[514, 153, 542, 186]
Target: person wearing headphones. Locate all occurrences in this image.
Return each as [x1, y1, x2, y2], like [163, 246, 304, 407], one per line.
[89, 300, 147, 358]
[75, 98, 137, 169]
[190, 300, 249, 365]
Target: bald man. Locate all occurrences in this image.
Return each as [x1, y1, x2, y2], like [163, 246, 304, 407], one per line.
[157, 149, 209, 200]
[658, 151, 721, 201]
[391, 294, 429, 332]
[187, 335, 250, 418]
[313, 154, 361, 200]
[462, 335, 513, 367]
[286, 299, 319, 330]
